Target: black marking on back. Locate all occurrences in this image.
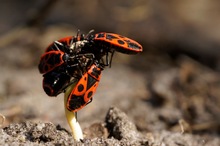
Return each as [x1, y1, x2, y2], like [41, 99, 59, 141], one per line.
[69, 95, 85, 110]
[117, 40, 125, 45]
[96, 33, 105, 38]
[106, 34, 117, 40]
[77, 84, 84, 92]
[87, 75, 97, 90]
[87, 91, 93, 99]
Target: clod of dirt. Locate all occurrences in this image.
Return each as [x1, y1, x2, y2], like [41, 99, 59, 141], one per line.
[105, 107, 148, 144]
[0, 121, 77, 146]
[83, 122, 108, 139]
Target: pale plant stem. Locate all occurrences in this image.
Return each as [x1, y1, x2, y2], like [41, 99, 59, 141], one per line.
[64, 83, 83, 141]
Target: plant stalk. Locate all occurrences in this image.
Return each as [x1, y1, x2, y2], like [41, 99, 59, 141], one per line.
[64, 83, 83, 141]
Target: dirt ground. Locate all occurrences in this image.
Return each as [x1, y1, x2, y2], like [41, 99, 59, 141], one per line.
[1, 1, 220, 145]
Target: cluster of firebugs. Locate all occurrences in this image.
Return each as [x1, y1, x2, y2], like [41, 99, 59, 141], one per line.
[38, 30, 143, 112]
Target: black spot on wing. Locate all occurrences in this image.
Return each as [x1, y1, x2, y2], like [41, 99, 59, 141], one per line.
[77, 84, 84, 92]
[117, 40, 125, 45]
[68, 95, 85, 111]
[96, 33, 105, 38]
[106, 34, 117, 40]
[87, 91, 93, 99]
[127, 42, 142, 50]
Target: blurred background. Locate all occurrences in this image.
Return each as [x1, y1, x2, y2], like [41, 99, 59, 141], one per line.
[0, 0, 220, 137]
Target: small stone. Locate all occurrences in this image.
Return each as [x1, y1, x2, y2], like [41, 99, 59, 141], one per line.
[36, 123, 45, 131]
